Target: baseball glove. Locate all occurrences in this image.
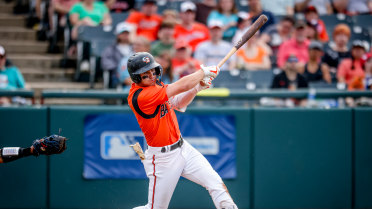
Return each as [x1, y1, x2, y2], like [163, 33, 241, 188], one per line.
[32, 135, 67, 156]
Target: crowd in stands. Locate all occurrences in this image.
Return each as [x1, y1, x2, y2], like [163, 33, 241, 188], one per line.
[11, 0, 372, 92]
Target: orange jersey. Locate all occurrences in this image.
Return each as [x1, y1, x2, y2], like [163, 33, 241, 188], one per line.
[126, 11, 162, 41]
[174, 23, 210, 51]
[127, 81, 181, 147]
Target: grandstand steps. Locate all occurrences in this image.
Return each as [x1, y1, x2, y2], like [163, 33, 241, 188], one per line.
[0, 27, 37, 41]
[7, 54, 63, 68]
[0, 15, 25, 27]
[20, 68, 75, 82]
[0, 40, 48, 54]
[0, 2, 14, 14]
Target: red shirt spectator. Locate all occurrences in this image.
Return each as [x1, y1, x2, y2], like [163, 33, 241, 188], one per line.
[171, 39, 201, 77]
[277, 21, 310, 68]
[126, 1, 162, 41]
[174, 1, 210, 52]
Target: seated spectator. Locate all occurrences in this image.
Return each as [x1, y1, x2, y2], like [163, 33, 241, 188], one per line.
[151, 20, 176, 57]
[271, 54, 309, 89]
[105, 0, 135, 13]
[305, 22, 319, 41]
[207, 0, 238, 41]
[162, 10, 180, 24]
[171, 40, 201, 78]
[232, 12, 252, 46]
[347, 0, 372, 15]
[125, 0, 162, 41]
[304, 6, 329, 42]
[194, 20, 235, 71]
[117, 36, 151, 90]
[298, 41, 332, 83]
[330, 0, 351, 14]
[277, 20, 310, 69]
[101, 22, 134, 88]
[261, 16, 295, 54]
[261, 0, 295, 16]
[236, 32, 272, 70]
[337, 40, 367, 90]
[69, 0, 112, 40]
[322, 24, 351, 80]
[195, 0, 217, 25]
[50, 0, 80, 29]
[0, 46, 26, 105]
[295, 0, 332, 15]
[174, 1, 210, 52]
[155, 51, 179, 84]
[248, 0, 276, 33]
[364, 53, 372, 89]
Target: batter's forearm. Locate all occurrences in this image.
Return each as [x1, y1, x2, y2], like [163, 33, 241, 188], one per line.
[167, 70, 204, 98]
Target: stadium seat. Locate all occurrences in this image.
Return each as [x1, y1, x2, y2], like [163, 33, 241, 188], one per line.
[212, 70, 248, 89]
[350, 25, 371, 51]
[308, 81, 337, 89]
[353, 15, 372, 35]
[320, 14, 353, 41]
[89, 39, 115, 89]
[245, 70, 274, 89]
[111, 12, 129, 27]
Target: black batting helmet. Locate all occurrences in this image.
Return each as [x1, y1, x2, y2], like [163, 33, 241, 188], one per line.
[127, 52, 163, 83]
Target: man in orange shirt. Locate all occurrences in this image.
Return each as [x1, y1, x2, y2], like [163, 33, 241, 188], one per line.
[304, 6, 329, 42]
[127, 52, 238, 209]
[171, 39, 201, 78]
[174, 1, 211, 52]
[126, 0, 162, 41]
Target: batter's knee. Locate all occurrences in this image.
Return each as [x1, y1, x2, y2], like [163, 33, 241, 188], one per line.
[220, 201, 238, 209]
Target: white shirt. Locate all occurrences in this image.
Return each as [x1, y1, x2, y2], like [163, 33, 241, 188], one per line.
[261, 0, 295, 15]
[194, 40, 235, 71]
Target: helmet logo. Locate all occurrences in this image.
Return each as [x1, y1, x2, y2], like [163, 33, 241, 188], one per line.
[142, 57, 150, 63]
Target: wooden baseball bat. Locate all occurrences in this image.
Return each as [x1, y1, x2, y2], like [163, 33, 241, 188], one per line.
[217, 14, 268, 69]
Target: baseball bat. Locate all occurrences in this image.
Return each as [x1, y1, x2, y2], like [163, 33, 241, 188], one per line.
[217, 14, 268, 68]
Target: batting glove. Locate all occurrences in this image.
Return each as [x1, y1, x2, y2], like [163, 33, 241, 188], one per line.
[200, 64, 220, 78]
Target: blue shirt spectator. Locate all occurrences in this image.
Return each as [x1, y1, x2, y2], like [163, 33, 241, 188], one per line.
[0, 46, 25, 90]
[207, 0, 238, 41]
[248, 0, 276, 33]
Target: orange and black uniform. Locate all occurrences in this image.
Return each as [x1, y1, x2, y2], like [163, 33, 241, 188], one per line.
[128, 80, 180, 147]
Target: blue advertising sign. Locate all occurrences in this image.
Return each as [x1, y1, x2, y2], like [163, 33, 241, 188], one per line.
[83, 113, 236, 179]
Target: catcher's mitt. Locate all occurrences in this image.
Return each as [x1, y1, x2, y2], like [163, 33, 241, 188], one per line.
[32, 135, 67, 156]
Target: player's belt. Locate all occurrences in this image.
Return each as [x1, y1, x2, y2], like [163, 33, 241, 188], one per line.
[161, 137, 184, 153]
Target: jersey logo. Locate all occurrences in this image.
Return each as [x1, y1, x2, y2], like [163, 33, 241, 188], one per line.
[160, 103, 169, 118]
[142, 57, 150, 63]
[210, 67, 218, 74]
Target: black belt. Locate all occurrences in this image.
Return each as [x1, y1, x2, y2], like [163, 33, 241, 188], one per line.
[161, 137, 184, 153]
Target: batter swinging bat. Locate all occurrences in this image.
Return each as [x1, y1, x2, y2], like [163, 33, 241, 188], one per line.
[217, 14, 269, 68]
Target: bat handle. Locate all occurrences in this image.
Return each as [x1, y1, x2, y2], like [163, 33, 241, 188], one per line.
[217, 47, 237, 69]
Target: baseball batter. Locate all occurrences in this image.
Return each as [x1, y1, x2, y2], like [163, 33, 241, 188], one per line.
[127, 52, 238, 209]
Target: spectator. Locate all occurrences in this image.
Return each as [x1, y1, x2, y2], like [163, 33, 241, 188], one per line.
[261, 16, 295, 54]
[304, 6, 329, 42]
[194, 20, 235, 71]
[171, 40, 201, 78]
[347, 0, 372, 15]
[322, 24, 351, 80]
[364, 53, 372, 89]
[101, 22, 134, 88]
[298, 41, 332, 83]
[305, 22, 319, 41]
[330, 0, 350, 14]
[117, 36, 151, 90]
[49, 0, 80, 29]
[232, 12, 252, 46]
[195, 0, 217, 25]
[277, 20, 310, 69]
[174, 1, 210, 52]
[105, 0, 135, 13]
[207, 0, 238, 41]
[295, 0, 332, 15]
[162, 10, 180, 23]
[271, 54, 309, 89]
[261, 0, 295, 16]
[69, 0, 112, 40]
[235, 31, 272, 70]
[126, 0, 162, 41]
[155, 51, 179, 84]
[0, 46, 26, 105]
[248, 0, 276, 33]
[337, 40, 367, 90]
[150, 20, 176, 57]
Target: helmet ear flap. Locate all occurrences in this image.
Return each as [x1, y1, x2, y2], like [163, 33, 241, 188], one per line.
[155, 66, 163, 78]
[132, 74, 141, 83]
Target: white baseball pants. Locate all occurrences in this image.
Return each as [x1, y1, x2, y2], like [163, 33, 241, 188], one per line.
[133, 140, 237, 209]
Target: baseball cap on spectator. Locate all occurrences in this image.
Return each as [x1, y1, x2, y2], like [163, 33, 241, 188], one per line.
[333, 24, 351, 38]
[143, 0, 156, 5]
[208, 20, 224, 29]
[305, 5, 318, 14]
[294, 20, 306, 29]
[237, 11, 251, 25]
[352, 40, 367, 51]
[115, 22, 132, 35]
[180, 1, 196, 12]
[0, 45, 5, 56]
[175, 39, 189, 50]
[286, 54, 299, 63]
[309, 40, 323, 50]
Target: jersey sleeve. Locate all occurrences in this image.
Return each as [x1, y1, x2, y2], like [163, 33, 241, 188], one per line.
[137, 84, 169, 113]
